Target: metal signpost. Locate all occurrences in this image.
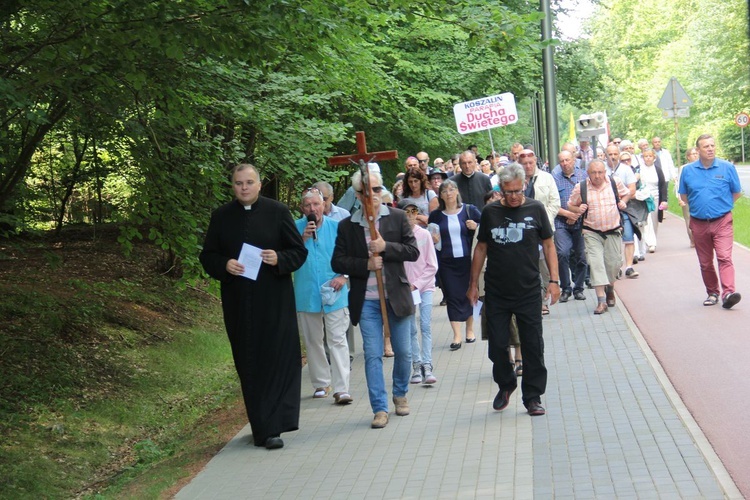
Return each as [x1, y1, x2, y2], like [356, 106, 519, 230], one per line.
[657, 77, 693, 165]
[735, 112, 749, 163]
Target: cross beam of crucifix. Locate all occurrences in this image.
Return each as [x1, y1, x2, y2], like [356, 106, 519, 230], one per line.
[327, 131, 398, 166]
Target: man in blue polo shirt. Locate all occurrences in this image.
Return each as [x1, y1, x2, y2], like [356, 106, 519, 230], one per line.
[679, 134, 743, 309]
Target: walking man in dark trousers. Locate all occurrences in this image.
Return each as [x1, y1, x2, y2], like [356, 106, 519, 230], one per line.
[468, 163, 560, 416]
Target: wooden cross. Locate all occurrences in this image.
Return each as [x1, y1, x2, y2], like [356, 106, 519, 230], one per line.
[327, 131, 398, 167]
[327, 131, 397, 339]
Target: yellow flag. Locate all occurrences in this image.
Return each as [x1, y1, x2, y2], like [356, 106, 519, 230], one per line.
[568, 111, 576, 142]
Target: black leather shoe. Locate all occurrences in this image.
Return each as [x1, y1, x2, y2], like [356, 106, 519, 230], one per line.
[492, 386, 516, 411]
[559, 291, 570, 303]
[264, 436, 284, 450]
[450, 342, 461, 351]
[574, 291, 586, 300]
[722, 292, 741, 309]
[526, 399, 546, 416]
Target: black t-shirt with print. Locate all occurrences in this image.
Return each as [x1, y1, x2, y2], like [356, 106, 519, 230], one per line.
[477, 198, 553, 300]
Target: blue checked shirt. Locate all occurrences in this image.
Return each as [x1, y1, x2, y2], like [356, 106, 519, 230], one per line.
[553, 167, 588, 231]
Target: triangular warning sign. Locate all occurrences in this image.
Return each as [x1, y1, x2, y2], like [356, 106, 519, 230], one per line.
[658, 77, 693, 109]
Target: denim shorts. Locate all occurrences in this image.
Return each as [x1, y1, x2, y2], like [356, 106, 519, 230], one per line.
[621, 212, 634, 243]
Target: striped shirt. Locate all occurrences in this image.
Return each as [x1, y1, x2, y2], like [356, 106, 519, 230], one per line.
[364, 219, 386, 300]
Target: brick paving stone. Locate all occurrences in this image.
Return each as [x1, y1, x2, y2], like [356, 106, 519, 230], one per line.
[177, 286, 736, 499]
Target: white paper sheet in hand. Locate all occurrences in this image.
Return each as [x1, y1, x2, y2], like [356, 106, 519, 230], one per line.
[238, 243, 263, 280]
[473, 300, 483, 322]
[411, 289, 421, 305]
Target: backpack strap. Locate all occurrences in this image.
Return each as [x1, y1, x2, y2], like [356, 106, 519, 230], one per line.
[581, 177, 620, 221]
[580, 180, 588, 218]
[610, 176, 620, 204]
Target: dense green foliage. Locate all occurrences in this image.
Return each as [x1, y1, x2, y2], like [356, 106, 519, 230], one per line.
[1, 0, 552, 279]
[569, 0, 750, 162]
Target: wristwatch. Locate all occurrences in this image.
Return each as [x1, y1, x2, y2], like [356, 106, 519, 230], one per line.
[549, 280, 560, 285]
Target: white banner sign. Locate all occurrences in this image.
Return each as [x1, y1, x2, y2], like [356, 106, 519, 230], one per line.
[453, 92, 518, 134]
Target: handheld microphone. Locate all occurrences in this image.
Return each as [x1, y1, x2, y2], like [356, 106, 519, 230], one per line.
[306, 214, 317, 240]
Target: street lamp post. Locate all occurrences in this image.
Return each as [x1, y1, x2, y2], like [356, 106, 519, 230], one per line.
[541, 0, 559, 167]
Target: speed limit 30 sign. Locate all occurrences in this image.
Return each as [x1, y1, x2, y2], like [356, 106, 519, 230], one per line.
[735, 112, 749, 127]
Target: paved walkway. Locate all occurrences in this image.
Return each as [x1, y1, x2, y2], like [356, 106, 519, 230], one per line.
[177, 215, 744, 499]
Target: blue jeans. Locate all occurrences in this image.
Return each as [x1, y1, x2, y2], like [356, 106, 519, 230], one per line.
[410, 290, 433, 366]
[359, 299, 412, 413]
[554, 225, 587, 293]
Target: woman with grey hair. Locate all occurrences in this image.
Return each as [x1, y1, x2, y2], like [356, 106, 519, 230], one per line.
[428, 179, 482, 350]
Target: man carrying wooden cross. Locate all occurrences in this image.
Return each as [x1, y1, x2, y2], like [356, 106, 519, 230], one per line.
[332, 166, 419, 429]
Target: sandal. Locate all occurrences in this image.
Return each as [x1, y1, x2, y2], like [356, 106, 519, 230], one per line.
[541, 305, 550, 315]
[515, 360, 523, 377]
[313, 386, 331, 398]
[703, 293, 719, 306]
[333, 392, 353, 405]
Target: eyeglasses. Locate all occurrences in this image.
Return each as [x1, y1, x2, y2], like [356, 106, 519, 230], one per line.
[303, 187, 322, 196]
[502, 189, 524, 196]
[404, 208, 419, 214]
[518, 153, 535, 159]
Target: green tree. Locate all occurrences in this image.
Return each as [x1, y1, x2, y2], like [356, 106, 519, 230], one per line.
[585, 0, 749, 160]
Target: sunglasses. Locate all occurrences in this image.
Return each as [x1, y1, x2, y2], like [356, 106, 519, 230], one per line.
[518, 152, 535, 159]
[613, 141, 621, 145]
[621, 158, 632, 163]
[357, 186, 384, 194]
[418, 159, 429, 163]
[404, 208, 419, 214]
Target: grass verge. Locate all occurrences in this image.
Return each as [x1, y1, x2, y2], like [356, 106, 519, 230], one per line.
[0, 228, 243, 499]
[667, 181, 750, 246]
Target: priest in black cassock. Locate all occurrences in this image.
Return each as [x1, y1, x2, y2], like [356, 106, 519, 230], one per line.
[200, 163, 307, 450]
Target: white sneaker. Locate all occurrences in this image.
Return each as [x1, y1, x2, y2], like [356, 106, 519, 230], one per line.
[422, 364, 437, 385]
[410, 368, 422, 384]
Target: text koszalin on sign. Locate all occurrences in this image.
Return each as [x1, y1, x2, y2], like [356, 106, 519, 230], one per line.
[453, 93, 518, 134]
